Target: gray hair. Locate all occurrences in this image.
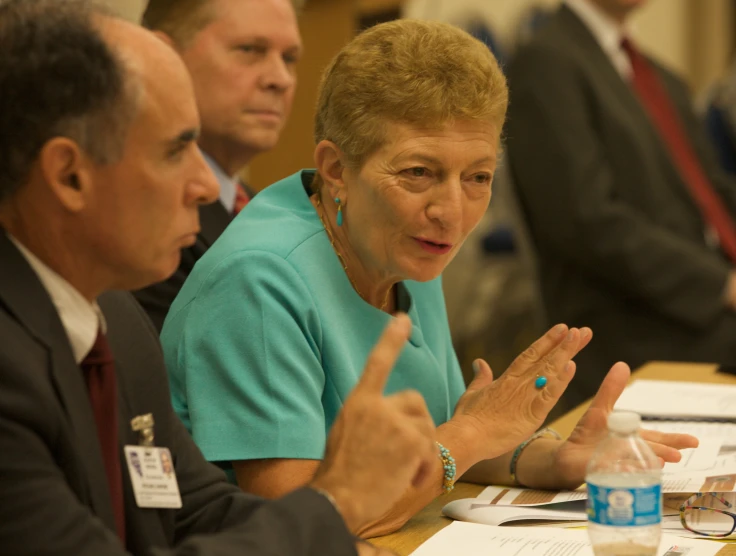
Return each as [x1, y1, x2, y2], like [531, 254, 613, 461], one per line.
[0, 0, 140, 202]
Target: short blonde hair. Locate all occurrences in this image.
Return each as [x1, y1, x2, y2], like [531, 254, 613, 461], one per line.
[314, 19, 508, 172]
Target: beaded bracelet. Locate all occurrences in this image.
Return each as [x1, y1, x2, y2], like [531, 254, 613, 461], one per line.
[436, 442, 457, 494]
[509, 427, 562, 485]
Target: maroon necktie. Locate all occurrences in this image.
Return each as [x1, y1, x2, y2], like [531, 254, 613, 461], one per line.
[621, 38, 736, 263]
[81, 331, 126, 542]
[233, 180, 251, 216]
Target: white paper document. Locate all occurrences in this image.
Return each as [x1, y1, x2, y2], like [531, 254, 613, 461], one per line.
[614, 380, 736, 420]
[476, 471, 736, 506]
[443, 497, 587, 527]
[644, 421, 736, 441]
[476, 486, 587, 506]
[411, 522, 731, 556]
[661, 465, 736, 494]
[663, 440, 723, 473]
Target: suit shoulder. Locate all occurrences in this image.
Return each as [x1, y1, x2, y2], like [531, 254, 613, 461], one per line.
[509, 36, 581, 81]
[99, 290, 151, 324]
[650, 57, 690, 94]
[0, 309, 47, 377]
[99, 291, 160, 345]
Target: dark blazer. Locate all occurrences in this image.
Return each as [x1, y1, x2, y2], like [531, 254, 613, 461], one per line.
[0, 231, 355, 555]
[134, 201, 232, 332]
[506, 5, 736, 407]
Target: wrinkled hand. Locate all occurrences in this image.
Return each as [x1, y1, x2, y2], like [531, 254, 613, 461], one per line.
[448, 324, 591, 461]
[552, 362, 699, 489]
[311, 314, 437, 533]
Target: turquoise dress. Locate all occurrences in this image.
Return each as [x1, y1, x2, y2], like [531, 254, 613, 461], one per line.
[161, 170, 466, 479]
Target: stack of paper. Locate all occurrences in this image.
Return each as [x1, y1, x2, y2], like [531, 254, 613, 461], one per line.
[443, 427, 736, 529]
[444, 462, 736, 529]
[613, 380, 736, 420]
[434, 380, 736, 546]
[443, 487, 588, 527]
[412, 522, 733, 556]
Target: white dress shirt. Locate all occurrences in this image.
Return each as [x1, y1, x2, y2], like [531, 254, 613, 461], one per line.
[9, 235, 105, 364]
[564, 0, 632, 79]
[201, 150, 238, 214]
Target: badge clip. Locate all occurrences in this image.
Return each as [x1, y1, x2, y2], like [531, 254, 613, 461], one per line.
[130, 413, 155, 447]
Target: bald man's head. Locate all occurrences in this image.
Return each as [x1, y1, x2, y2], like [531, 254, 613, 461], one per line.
[96, 10, 195, 108]
[0, 0, 218, 294]
[0, 0, 140, 202]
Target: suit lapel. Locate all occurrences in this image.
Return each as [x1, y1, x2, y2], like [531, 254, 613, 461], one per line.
[113, 342, 171, 551]
[0, 232, 118, 533]
[555, 6, 693, 199]
[198, 201, 232, 248]
[556, 6, 645, 117]
[559, 5, 646, 109]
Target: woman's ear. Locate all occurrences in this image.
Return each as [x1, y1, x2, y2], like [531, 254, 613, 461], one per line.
[314, 140, 348, 201]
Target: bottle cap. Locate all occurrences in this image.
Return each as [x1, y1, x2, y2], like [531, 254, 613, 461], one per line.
[607, 411, 641, 433]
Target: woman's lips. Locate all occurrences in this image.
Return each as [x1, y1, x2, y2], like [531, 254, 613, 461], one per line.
[414, 237, 453, 255]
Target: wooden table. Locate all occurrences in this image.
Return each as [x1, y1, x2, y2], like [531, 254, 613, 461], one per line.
[371, 362, 736, 555]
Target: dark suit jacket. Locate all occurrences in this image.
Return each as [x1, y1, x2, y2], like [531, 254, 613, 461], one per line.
[0, 232, 355, 555]
[506, 6, 736, 407]
[134, 201, 232, 332]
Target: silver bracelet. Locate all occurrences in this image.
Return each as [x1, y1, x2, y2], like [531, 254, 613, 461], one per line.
[509, 427, 562, 485]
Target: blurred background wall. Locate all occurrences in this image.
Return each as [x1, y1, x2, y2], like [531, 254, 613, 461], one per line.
[404, 0, 734, 94]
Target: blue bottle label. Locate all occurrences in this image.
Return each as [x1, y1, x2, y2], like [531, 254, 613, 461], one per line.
[587, 483, 661, 526]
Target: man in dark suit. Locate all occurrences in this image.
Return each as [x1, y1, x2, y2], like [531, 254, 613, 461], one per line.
[134, 0, 302, 331]
[506, 0, 736, 408]
[0, 2, 436, 554]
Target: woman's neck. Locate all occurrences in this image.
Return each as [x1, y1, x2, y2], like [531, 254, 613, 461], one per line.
[311, 191, 398, 313]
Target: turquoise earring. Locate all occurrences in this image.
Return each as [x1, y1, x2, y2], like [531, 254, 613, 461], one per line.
[335, 197, 343, 227]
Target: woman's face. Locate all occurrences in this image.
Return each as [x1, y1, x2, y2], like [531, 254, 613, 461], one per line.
[341, 120, 499, 283]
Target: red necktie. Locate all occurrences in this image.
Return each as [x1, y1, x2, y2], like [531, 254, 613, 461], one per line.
[621, 38, 736, 263]
[233, 180, 250, 215]
[81, 331, 126, 542]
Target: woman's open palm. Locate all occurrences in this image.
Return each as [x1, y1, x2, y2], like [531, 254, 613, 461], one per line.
[552, 362, 699, 489]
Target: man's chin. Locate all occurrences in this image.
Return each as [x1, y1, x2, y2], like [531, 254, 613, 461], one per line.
[125, 255, 181, 292]
[237, 128, 282, 153]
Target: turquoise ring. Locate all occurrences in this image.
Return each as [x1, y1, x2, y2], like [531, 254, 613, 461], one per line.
[534, 376, 548, 389]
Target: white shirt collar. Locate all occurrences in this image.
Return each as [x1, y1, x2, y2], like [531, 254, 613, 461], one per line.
[564, 0, 632, 79]
[201, 150, 238, 214]
[9, 235, 106, 364]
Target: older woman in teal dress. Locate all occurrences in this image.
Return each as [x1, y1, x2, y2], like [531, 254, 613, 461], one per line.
[161, 19, 696, 537]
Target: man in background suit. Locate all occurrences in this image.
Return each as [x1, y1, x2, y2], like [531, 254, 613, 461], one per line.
[506, 0, 736, 408]
[133, 0, 302, 331]
[0, 2, 436, 554]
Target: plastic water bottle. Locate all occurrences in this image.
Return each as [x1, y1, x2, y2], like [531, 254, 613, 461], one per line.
[586, 411, 662, 556]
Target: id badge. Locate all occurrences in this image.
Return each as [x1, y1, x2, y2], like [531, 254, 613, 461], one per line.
[124, 446, 182, 509]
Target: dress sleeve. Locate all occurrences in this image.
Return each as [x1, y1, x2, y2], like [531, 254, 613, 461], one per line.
[165, 250, 327, 463]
